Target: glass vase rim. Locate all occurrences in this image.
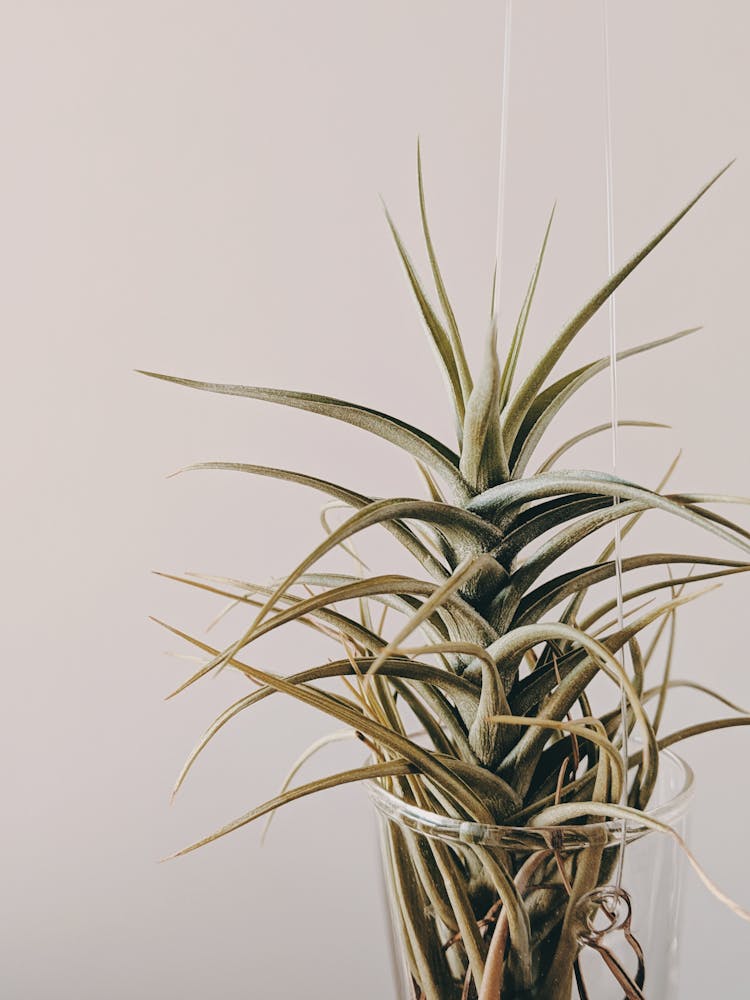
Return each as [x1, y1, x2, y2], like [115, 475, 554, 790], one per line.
[367, 747, 694, 851]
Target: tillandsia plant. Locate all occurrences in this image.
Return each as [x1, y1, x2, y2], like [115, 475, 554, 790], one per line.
[142, 148, 750, 999]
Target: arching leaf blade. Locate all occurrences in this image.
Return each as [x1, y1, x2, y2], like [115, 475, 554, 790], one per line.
[502, 162, 732, 452]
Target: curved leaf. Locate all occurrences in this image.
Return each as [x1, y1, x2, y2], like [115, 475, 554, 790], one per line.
[460, 320, 508, 490]
[153, 617, 496, 823]
[528, 800, 750, 921]
[511, 588, 711, 717]
[509, 328, 698, 475]
[498, 206, 556, 411]
[383, 207, 466, 437]
[173, 461, 449, 580]
[516, 555, 747, 627]
[467, 471, 750, 558]
[137, 370, 470, 502]
[535, 420, 669, 475]
[501, 163, 732, 451]
[417, 140, 473, 404]
[168, 759, 416, 858]
[170, 653, 480, 799]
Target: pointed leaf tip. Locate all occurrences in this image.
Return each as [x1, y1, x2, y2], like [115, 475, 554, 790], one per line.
[503, 166, 732, 451]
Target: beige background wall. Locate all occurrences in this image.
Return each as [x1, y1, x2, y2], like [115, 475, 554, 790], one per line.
[2, 2, 748, 997]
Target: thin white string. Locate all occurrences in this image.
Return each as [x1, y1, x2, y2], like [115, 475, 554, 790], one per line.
[602, 0, 629, 892]
[493, 0, 513, 321]
[492, 0, 629, 893]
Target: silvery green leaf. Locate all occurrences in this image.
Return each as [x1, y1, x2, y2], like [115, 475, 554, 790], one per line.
[153, 617, 496, 824]
[391, 678, 473, 759]
[578, 565, 750, 633]
[460, 320, 509, 490]
[239, 497, 506, 643]
[492, 499, 694, 631]
[467, 470, 750, 557]
[383, 206, 466, 439]
[169, 758, 416, 858]
[527, 800, 750, 921]
[498, 205, 555, 411]
[559, 452, 684, 625]
[417, 140, 473, 404]
[137, 370, 471, 502]
[156, 572, 387, 673]
[640, 679, 749, 717]
[171, 569, 497, 670]
[491, 495, 611, 568]
[491, 622, 657, 803]
[511, 589, 710, 716]
[534, 420, 669, 474]
[509, 328, 698, 475]
[501, 162, 732, 451]
[658, 717, 750, 751]
[514, 554, 741, 627]
[171, 654, 481, 800]
[174, 461, 449, 580]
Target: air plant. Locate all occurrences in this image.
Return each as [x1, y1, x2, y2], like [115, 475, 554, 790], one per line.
[142, 148, 750, 999]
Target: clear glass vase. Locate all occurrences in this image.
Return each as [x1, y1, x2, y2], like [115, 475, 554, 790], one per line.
[369, 750, 693, 1000]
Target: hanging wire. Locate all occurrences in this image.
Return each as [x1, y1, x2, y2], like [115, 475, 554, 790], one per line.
[493, 0, 514, 321]
[571, 14, 645, 992]
[602, 0, 630, 894]
[489, 5, 643, 987]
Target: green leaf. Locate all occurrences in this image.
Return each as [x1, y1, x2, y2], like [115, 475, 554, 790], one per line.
[156, 573, 388, 683]
[467, 470, 750, 558]
[534, 420, 669, 475]
[170, 653, 481, 800]
[491, 498, 742, 632]
[417, 139, 473, 404]
[510, 588, 711, 718]
[509, 327, 698, 475]
[460, 320, 509, 490]
[641, 680, 749, 717]
[285, 573, 448, 640]
[490, 714, 625, 804]
[136, 370, 471, 503]
[492, 495, 611, 568]
[578, 563, 750, 632]
[381, 638, 511, 767]
[528, 799, 750, 921]
[173, 461, 449, 580]
[365, 557, 502, 678]
[387, 823, 455, 998]
[501, 162, 732, 451]
[390, 678, 472, 759]
[383, 205, 466, 439]
[558, 452, 684, 626]
[475, 622, 657, 797]
[261, 729, 359, 841]
[168, 759, 417, 858]
[498, 205, 555, 411]
[153, 617, 497, 824]
[238, 497, 505, 644]
[515, 554, 747, 628]
[659, 716, 750, 750]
